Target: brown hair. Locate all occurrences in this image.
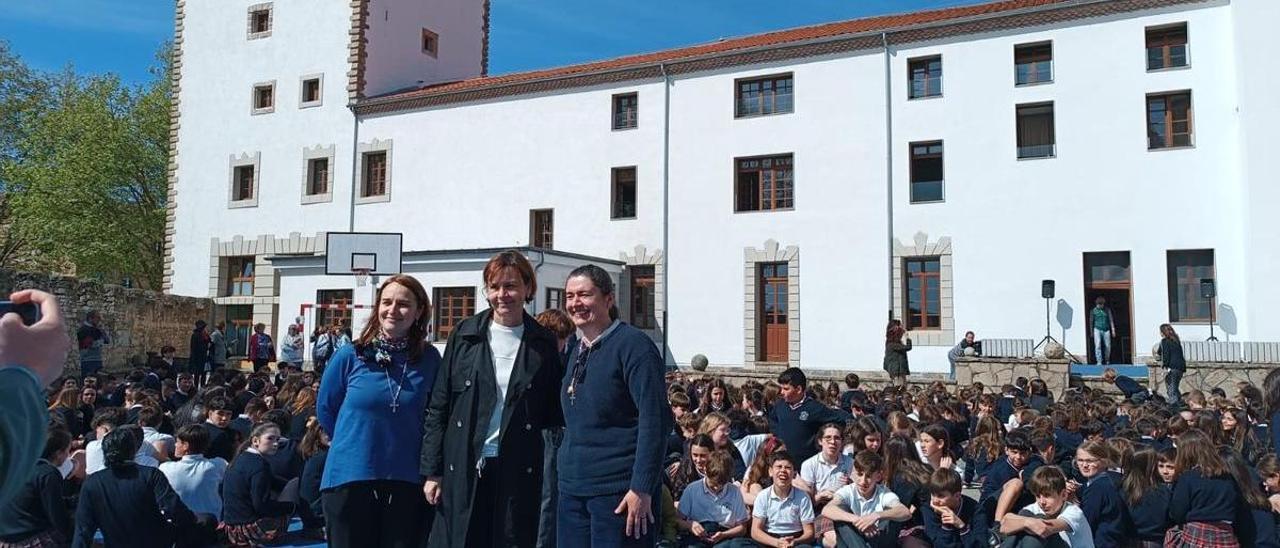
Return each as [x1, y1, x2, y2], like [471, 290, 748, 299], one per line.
[1076, 440, 1113, 468]
[535, 308, 574, 339]
[676, 413, 701, 432]
[49, 387, 79, 411]
[482, 250, 537, 304]
[1026, 465, 1068, 496]
[668, 391, 692, 411]
[697, 412, 730, 441]
[705, 450, 733, 485]
[355, 274, 432, 361]
[927, 468, 963, 496]
[853, 450, 885, 475]
[291, 387, 317, 416]
[299, 417, 329, 459]
[1173, 429, 1228, 477]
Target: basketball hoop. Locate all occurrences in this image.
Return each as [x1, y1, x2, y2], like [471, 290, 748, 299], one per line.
[354, 269, 370, 287]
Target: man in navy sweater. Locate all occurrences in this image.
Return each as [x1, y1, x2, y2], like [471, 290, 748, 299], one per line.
[767, 368, 850, 463]
[558, 265, 672, 546]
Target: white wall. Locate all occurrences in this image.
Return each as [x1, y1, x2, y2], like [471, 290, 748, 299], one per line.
[363, 0, 486, 96]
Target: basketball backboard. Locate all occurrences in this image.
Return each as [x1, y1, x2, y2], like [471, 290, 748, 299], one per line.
[325, 232, 403, 275]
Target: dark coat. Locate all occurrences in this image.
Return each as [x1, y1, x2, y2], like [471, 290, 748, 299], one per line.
[883, 339, 912, 376]
[420, 310, 564, 548]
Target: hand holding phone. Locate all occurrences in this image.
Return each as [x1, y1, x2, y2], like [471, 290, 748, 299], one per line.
[0, 301, 40, 326]
[0, 290, 70, 386]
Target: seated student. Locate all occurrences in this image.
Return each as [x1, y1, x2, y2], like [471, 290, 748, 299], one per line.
[1102, 369, 1148, 403]
[138, 406, 175, 462]
[1168, 430, 1241, 548]
[1121, 448, 1171, 548]
[73, 427, 196, 548]
[964, 416, 1005, 485]
[158, 424, 226, 519]
[922, 468, 984, 548]
[750, 451, 816, 548]
[200, 395, 238, 462]
[1028, 430, 1063, 470]
[1259, 454, 1280, 511]
[1073, 441, 1129, 548]
[798, 423, 853, 501]
[1132, 418, 1171, 452]
[677, 450, 750, 547]
[668, 394, 696, 460]
[996, 386, 1020, 424]
[85, 413, 159, 475]
[221, 423, 294, 547]
[298, 418, 330, 539]
[979, 429, 1043, 529]
[839, 374, 865, 414]
[670, 434, 716, 501]
[999, 466, 1093, 548]
[821, 451, 911, 548]
[260, 409, 303, 489]
[230, 397, 267, 442]
[0, 428, 74, 546]
[1219, 450, 1278, 548]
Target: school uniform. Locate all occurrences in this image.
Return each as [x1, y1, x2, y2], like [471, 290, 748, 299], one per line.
[1113, 376, 1148, 401]
[1168, 469, 1241, 547]
[1008, 501, 1094, 547]
[72, 464, 195, 548]
[158, 454, 226, 517]
[766, 398, 850, 463]
[677, 479, 749, 546]
[963, 451, 999, 484]
[1078, 473, 1130, 548]
[921, 495, 985, 548]
[299, 448, 327, 530]
[0, 460, 72, 545]
[828, 483, 904, 548]
[799, 452, 852, 495]
[751, 485, 814, 540]
[1126, 484, 1170, 546]
[1233, 505, 1280, 548]
[221, 450, 293, 545]
[201, 422, 238, 462]
[977, 456, 1043, 532]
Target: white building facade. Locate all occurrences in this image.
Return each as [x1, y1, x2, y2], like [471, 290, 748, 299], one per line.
[165, 0, 1280, 371]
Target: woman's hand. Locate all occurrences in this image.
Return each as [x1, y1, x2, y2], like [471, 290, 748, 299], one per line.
[423, 477, 442, 505]
[613, 490, 653, 539]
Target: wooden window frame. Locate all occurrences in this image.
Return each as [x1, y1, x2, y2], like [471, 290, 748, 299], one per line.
[545, 287, 564, 311]
[907, 56, 943, 99]
[1014, 42, 1053, 86]
[1016, 102, 1056, 159]
[421, 28, 439, 57]
[909, 141, 944, 204]
[299, 75, 323, 108]
[1166, 249, 1215, 323]
[316, 289, 355, 330]
[433, 287, 475, 341]
[1146, 23, 1189, 71]
[734, 74, 794, 118]
[251, 82, 275, 114]
[903, 257, 942, 331]
[629, 265, 656, 329]
[530, 209, 554, 249]
[226, 257, 256, 297]
[611, 167, 637, 220]
[361, 151, 387, 197]
[734, 154, 794, 213]
[612, 92, 638, 130]
[306, 158, 329, 196]
[247, 4, 273, 39]
[233, 165, 255, 202]
[1147, 91, 1194, 150]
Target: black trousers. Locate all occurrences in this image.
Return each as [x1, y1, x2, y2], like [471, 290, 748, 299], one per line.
[322, 480, 430, 548]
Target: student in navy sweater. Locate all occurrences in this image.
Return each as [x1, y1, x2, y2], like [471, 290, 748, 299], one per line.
[922, 468, 985, 548]
[1168, 430, 1241, 547]
[557, 265, 672, 546]
[977, 429, 1042, 528]
[1073, 440, 1129, 548]
[1121, 448, 1171, 548]
[1221, 450, 1280, 548]
[201, 395, 238, 462]
[766, 367, 850, 464]
[0, 428, 73, 546]
[221, 423, 294, 546]
[297, 417, 329, 538]
[318, 275, 441, 548]
[72, 427, 195, 548]
[1266, 368, 1280, 455]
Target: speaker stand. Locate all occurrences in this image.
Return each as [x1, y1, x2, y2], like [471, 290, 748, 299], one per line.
[1032, 297, 1058, 352]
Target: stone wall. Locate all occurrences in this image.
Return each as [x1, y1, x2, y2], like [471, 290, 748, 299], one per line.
[1146, 361, 1278, 394]
[0, 270, 214, 374]
[955, 357, 1071, 396]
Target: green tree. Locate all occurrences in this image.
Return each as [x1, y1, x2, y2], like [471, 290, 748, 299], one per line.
[0, 44, 171, 288]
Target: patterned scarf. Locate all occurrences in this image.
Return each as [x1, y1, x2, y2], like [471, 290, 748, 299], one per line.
[361, 335, 410, 367]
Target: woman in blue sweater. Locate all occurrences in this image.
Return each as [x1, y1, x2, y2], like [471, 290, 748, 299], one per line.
[558, 264, 672, 546]
[221, 423, 293, 546]
[317, 274, 441, 548]
[1168, 430, 1241, 547]
[1074, 440, 1130, 548]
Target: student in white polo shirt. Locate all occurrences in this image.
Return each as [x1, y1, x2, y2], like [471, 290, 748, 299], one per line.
[750, 450, 816, 548]
[798, 423, 853, 542]
[822, 451, 911, 548]
[677, 450, 749, 547]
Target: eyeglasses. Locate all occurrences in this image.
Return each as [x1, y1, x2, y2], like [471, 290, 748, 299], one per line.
[820, 435, 843, 441]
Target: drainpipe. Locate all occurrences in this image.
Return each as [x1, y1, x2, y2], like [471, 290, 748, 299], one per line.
[530, 248, 546, 315]
[881, 32, 895, 320]
[660, 62, 671, 366]
[347, 105, 361, 233]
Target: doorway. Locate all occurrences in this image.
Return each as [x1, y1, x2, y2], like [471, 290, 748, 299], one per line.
[757, 262, 789, 363]
[1083, 252, 1133, 364]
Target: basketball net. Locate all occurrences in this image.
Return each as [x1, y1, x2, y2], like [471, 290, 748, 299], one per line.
[354, 269, 370, 287]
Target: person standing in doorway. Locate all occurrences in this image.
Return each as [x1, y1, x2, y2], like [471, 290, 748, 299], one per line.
[883, 319, 912, 388]
[1091, 297, 1117, 365]
[77, 309, 110, 380]
[248, 323, 275, 373]
[420, 251, 564, 548]
[208, 321, 228, 385]
[1159, 324, 1186, 407]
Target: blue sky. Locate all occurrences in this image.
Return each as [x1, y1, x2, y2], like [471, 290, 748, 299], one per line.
[1, 0, 984, 85]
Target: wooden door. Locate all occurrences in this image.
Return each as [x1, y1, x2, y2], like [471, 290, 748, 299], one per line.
[759, 263, 789, 362]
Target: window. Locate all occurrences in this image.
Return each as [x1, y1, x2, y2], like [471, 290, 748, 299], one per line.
[252, 82, 275, 114]
[306, 158, 329, 195]
[233, 165, 255, 201]
[613, 93, 638, 130]
[226, 257, 255, 296]
[316, 289, 354, 330]
[247, 4, 272, 39]
[1016, 103, 1056, 159]
[545, 288, 564, 310]
[735, 74, 793, 118]
[1167, 250, 1214, 322]
[611, 167, 637, 219]
[1146, 23, 1188, 70]
[530, 209, 553, 249]
[909, 141, 944, 203]
[421, 28, 438, 57]
[629, 266, 656, 329]
[1148, 91, 1193, 149]
[1015, 42, 1053, 85]
[300, 77, 322, 107]
[433, 287, 475, 341]
[361, 152, 387, 197]
[904, 257, 941, 330]
[908, 56, 942, 99]
[735, 154, 794, 212]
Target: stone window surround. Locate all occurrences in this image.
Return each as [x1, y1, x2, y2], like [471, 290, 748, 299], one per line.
[744, 239, 800, 368]
[251, 80, 276, 115]
[355, 138, 392, 205]
[228, 152, 260, 209]
[208, 233, 325, 341]
[893, 231, 954, 346]
[299, 73, 324, 109]
[247, 3, 273, 40]
[618, 245, 665, 345]
[421, 28, 439, 58]
[301, 144, 335, 205]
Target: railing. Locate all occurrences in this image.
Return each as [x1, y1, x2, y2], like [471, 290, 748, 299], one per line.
[982, 338, 1035, 359]
[1242, 342, 1280, 363]
[1181, 340, 1241, 363]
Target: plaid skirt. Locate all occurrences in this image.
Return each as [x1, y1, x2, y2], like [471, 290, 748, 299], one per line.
[1164, 521, 1240, 548]
[221, 517, 287, 547]
[0, 530, 68, 548]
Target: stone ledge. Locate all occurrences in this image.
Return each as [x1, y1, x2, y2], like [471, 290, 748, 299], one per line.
[1146, 361, 1279, 394]
[956, 356, 1070, 396]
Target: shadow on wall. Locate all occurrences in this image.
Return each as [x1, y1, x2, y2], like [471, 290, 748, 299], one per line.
[1218, 303, 1238, 340]
[1056, 299, 1074, 345]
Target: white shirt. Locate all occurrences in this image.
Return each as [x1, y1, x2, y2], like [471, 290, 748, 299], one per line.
[1020, 501, 1094, 548]
[85, 438, 160, 475]
[830, 483, 902, 532]
[159, 454, 227, 516]
[800, 452, 853, 494]
[482, 321, 524, 458]
[751, 485, 814, 535]
[734, 434, 769, 482]
[678, 478, 749, 527]
[142, 427, 175, 459]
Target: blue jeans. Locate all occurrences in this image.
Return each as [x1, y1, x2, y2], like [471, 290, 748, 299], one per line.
[558, 491, 656, 548]
[538, 428, 564, 548]
[1092, 329, 1111, 364]
[1165, 369, 1184, 406]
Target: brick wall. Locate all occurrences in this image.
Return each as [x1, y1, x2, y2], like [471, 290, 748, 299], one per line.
[0, 270, 214, 374]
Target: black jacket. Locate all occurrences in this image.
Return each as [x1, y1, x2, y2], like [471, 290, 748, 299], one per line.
[1160, 338, 1186, 371]
[72, 464, 193, 548]
[0, 461, 71, 542]
[420, 310, 564, 548]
